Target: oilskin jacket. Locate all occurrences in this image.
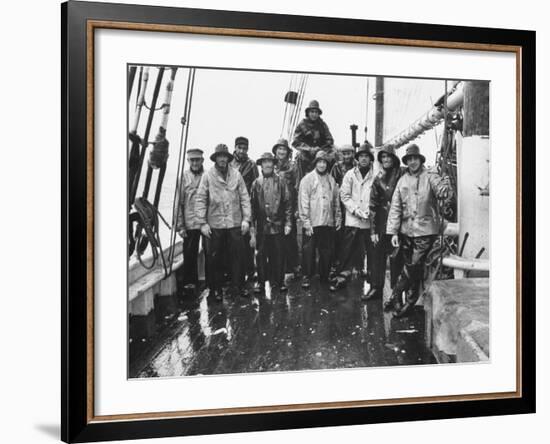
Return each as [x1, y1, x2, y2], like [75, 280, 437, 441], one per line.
[195, 166, 251, 229]
[369, 166, 407, 235]
[176, 169, 204, 231]
[250, 174, 292, 235]
[275, 159, 299, 212]
[331, 160, 357, 187]
[340, 166, 375, 229]
[298, 170, 341, 230]
[292, 117, 335, 161]
[386, 166, 449, 237]
[230, 156, 258, 194]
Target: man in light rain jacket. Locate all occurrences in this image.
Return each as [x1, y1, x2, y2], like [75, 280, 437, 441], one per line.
[298, 150, 341, 289]
[386, 144, 451, 317]
[329, 143, 375, 293]
[176, 148, 206, 289]
[195, 144, 252, 301]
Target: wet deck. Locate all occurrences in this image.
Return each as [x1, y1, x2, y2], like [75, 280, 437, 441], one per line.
[129, 277, 435, 378]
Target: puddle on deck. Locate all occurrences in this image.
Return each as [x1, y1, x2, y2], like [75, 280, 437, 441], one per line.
[129, 277, 435, 378]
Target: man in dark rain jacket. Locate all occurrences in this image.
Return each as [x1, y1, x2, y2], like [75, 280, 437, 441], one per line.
[230, 136, 258, 282]
[273, 138, 300, 276]
[330, 143, 358, 272]
[250, 152, 292, 294]
[367, 145, 406, 302]
[292, 100, 335, 182]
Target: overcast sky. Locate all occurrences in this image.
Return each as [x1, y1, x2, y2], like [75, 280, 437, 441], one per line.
[128, 66, 446, 245]
[130, 67, 377, 161]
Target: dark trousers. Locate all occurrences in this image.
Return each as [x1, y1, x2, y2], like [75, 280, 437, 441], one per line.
[330, 204, 346, 270]
[257, 232, 284, 285]
[205, 227, 244, 293]
[283, 220, 299, 273]
[371, 233, 393, 289]
[337, 227, 374, 278]
[182, 229, 202, 285]
[302, 226, 334, 280]
[392, 235, 436, 304]
[242, 232, 255, 280]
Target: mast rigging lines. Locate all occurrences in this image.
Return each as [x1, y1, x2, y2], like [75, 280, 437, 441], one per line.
[281, 73, 309, 142]
[127, 66, 197, 277]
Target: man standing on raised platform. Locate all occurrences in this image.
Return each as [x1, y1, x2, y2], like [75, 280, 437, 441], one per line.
[292, 100, 335, 182]
[386, 144, 451, 317]
[196, 144, 251, 301]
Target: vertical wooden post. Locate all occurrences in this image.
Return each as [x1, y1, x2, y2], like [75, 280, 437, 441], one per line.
[463, 81, 490, 137]
[374, 76, 384, 147]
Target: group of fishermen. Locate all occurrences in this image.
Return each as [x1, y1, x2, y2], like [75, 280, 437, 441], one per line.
[175, 100, 451, 318]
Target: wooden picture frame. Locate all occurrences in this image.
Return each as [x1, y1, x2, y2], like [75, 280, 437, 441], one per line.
[61, 1, 535, 442]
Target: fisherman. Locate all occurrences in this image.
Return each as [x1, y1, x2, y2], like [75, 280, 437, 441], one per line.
[292, 100, 335, 182]
[367, 145, 406, 302]
[298, 150, 341, 289]
[230, 136, 259, 283]
[195, 143, 252, 301]
[250, 152, 292, 294]
[176, 148, 206, 289]
[329, 143, 375, 293]
[386, 144, 451, 317]
[331, 144, 357, 186]
[330, 143, 358, 272]
[272, 138, 301, 277]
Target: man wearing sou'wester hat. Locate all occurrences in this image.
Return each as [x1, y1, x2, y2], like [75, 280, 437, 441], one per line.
[249, 152, 292, 294]
[329, 143, 358, 274]
[273, 138, 301, 276]
[195, 143, 251, 301]
[230, 136, 258, 283]
[292, 99, 335, 183]
[329, 143, 375, 292]
[386, 143, 451, 317]
[298, 150, 341, 289]
[367, 144, 407, 303]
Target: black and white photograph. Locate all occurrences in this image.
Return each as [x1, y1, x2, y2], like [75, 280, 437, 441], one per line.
[127, 66, 490, 378]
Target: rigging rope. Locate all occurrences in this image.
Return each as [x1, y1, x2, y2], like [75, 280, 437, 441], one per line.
[287, 74, 307, 142]
[134, 197, 170, 273]
[292, 74, 308, 140]
[135, 66, 143, 110]
[134, 67, 197, 277]
[365, 77, 370, 139]
[167, 68, 196, 273]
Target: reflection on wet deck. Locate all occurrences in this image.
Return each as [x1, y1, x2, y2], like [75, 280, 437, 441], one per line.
[129, 277, 435, 378]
